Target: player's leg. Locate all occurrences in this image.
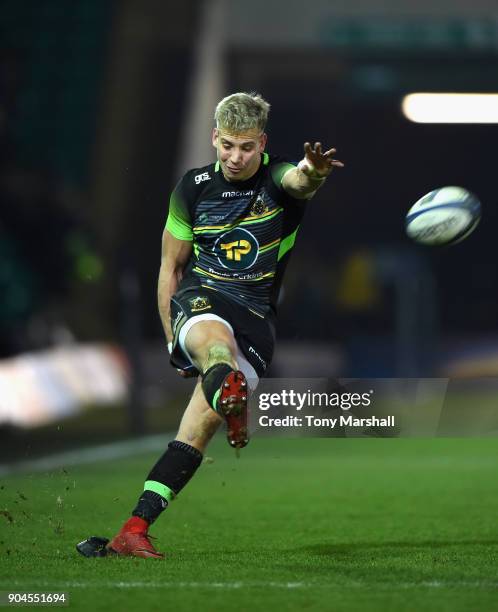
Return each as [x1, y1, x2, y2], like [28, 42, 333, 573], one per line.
[81, 302, 250, 559]
[184, 318, 238, 372]
[103, 381, 216, 559]
[175, 378, 224, 453]
[100, 322, 246, 559]
[183, 319, 250, 449]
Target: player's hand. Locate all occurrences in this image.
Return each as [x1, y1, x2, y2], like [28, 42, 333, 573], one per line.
[299, 142, 344, 178]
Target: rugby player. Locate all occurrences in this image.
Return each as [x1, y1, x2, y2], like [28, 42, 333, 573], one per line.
[103, 92, 343, 558]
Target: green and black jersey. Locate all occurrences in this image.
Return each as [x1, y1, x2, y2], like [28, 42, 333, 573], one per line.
[166, 153, 306, 317]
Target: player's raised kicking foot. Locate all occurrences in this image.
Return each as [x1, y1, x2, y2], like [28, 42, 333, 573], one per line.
[106, 517, 164, 559]
[218, 370, 249, 449]
[200, 362, 250, 449]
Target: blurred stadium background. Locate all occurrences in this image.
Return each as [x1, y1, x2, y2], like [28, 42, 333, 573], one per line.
[1, 0, 497, 449]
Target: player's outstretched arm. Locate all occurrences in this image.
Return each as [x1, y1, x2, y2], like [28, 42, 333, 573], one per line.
[158, 229, 192, 344]
[282, 141, 344, 199]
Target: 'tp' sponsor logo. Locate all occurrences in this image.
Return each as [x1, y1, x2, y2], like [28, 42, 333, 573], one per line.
[214, 228, 259, 270]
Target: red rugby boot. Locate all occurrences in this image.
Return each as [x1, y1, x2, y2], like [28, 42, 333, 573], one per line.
[218, 370, 249, 449]
[106, 517, 164, 559]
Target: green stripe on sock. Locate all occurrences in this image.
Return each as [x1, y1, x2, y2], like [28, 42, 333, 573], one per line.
[212, 389, 221, 412]
[144, 480, 175, 502]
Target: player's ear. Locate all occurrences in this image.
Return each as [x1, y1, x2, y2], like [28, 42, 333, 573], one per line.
[259, 133, 267, 151]
[212, 128, 219, 148]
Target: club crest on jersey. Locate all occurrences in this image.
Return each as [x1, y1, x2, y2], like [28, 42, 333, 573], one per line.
[250, 194, 267, 217]
[214, 228, 259, 271]
[188, 296, 212, 312]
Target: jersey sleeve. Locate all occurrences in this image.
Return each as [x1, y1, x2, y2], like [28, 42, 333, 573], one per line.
[165, 177, 193, 241]
[270, 159, 297, 190]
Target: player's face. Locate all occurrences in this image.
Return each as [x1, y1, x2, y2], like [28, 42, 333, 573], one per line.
[212, 128, 267, 182]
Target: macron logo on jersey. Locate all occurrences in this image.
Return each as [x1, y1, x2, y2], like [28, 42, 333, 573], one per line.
[222, 190, 254, 198]
[194, 172, 211, 185]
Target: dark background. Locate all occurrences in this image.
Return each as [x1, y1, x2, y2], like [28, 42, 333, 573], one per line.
[1, 0, 496, 386]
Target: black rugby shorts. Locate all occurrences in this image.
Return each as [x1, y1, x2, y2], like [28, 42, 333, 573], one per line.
[169, 287, 275, 378]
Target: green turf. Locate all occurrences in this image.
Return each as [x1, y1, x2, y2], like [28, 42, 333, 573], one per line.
[1, 438, 498, 611]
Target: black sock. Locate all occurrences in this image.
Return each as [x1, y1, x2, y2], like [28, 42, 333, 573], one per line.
[201, 363, 234, 411]
[132, 440, 203, 524]
[132, 490, 168, 525]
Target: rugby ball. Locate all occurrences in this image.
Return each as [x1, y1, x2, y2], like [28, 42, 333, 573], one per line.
[405, 186, 481, 246]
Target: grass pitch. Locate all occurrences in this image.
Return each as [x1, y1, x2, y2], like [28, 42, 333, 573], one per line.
[1, 437, 497, 611]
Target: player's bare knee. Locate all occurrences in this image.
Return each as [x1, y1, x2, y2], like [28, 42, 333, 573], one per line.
[185, 321, 235, 366]
[203, 342, 237, 372]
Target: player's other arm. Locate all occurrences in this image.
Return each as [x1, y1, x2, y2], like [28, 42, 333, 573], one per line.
[158, 229, 192, 344]
[281, 142, 344, 199]
[159, 179, 194, 344]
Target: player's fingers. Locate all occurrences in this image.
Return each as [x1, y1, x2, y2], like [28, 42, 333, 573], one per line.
[304, 142, 312, 155]
[324, 148, 337, 157]
[315, 142, 322, 154]
[331, 160, 345, 167]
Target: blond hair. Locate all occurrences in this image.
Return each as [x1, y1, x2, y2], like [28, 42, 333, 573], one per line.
[214, 92, 270, 133]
